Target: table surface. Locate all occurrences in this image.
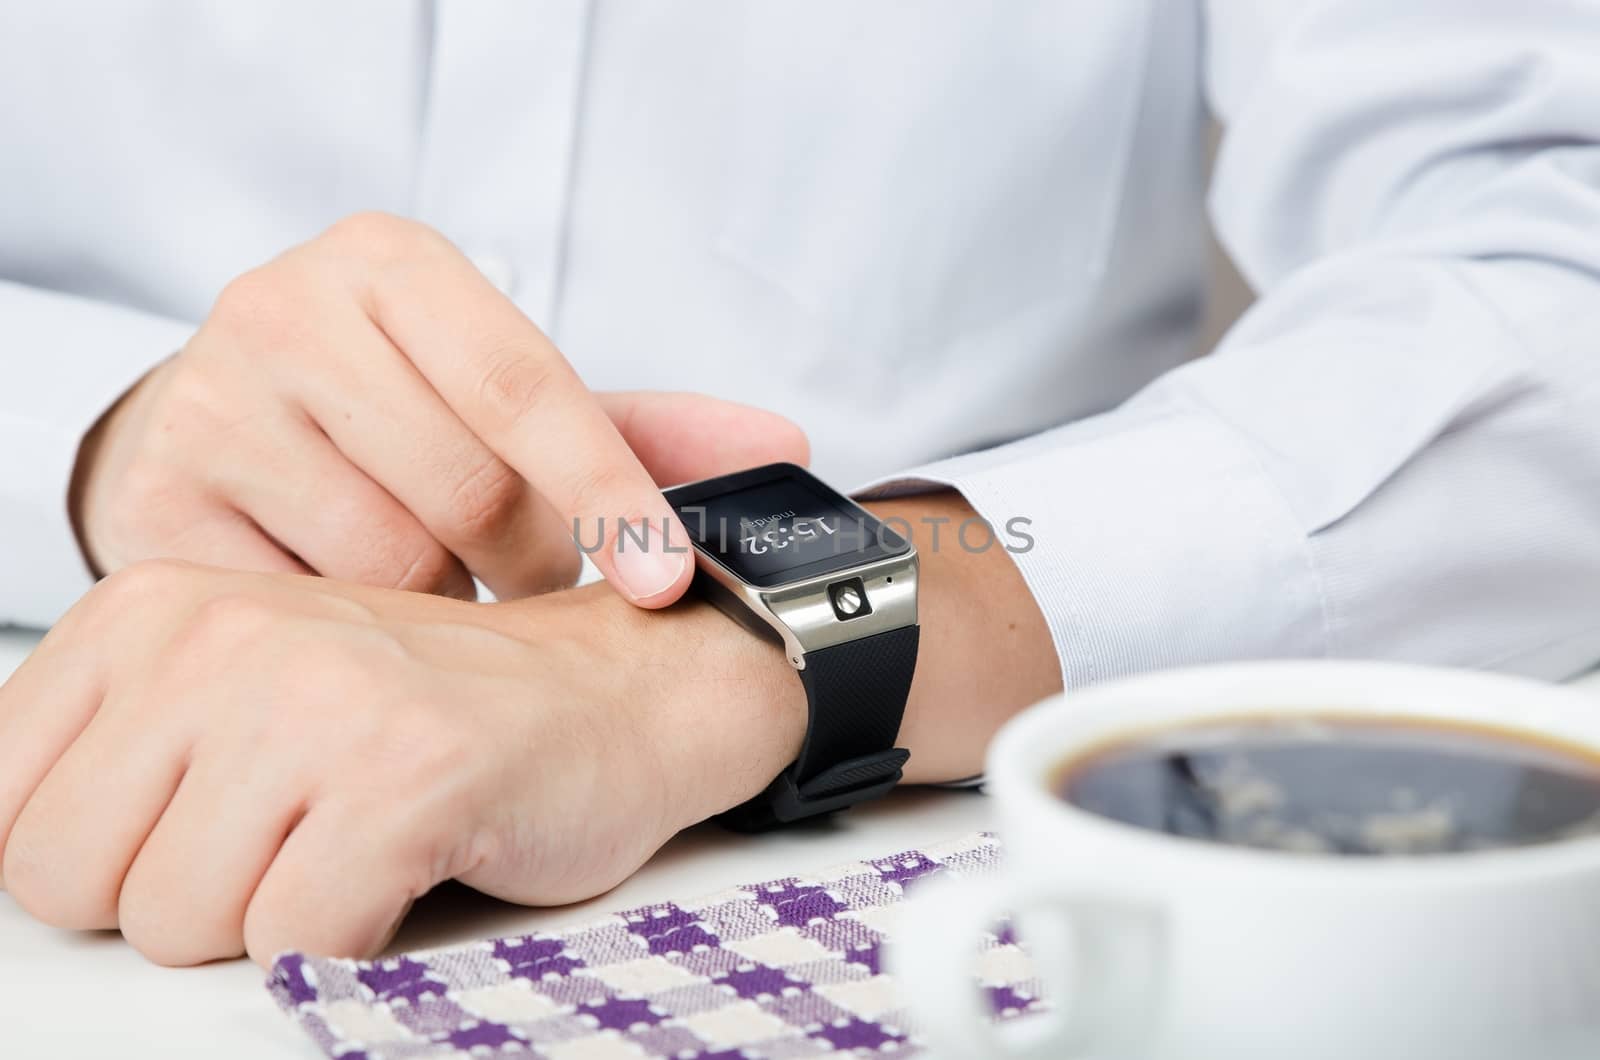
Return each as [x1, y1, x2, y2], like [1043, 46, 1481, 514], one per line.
[0, 627, 994, 1058]
[9, 629, 1600, 1059]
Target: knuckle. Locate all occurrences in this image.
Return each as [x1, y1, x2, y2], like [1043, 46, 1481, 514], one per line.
[444, 458, 523, 543]
[110, 453, 178, 509]
[155, 356, 228, 420]
[2, 821, 103, 930]
[473, 350, 555, 424]
[119, 894, 237, 967]
[338, 504, 457, 594]
[1, 826, 48, 916]
[566, 462, 631, 525]
[322, 210, 436, 263]
[91, 558, 194, 613]
[384, 538, 459, 594]
[297, 490, 438, 592]
[127, 933, 208, 968]
[88, 465, 186, 558]
[324, 209, 405, 244]
[242, 912, 298, 969]
[209, 268, 294, 334]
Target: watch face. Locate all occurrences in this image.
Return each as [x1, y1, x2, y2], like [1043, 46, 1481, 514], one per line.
[664, 463, 911, 588]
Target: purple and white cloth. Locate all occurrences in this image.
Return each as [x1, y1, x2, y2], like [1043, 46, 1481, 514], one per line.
[269, 833, 1041, 1058]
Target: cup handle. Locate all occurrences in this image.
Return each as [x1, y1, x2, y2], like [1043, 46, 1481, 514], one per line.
[892, 874, 1166, 1059]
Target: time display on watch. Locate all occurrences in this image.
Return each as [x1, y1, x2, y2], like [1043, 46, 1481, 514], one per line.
[665, 463, 910, 588]
[740, 513, 836, 555]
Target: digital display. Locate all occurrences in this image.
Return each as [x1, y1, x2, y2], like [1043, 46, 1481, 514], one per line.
[665, 464, 910, 588]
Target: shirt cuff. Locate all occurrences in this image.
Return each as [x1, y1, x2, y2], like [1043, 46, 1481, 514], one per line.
[0, 284, 195, 628]
[853, 392, 1330, 690]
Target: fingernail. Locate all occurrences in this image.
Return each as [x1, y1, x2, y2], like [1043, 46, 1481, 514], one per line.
[613, 518, 688, 602]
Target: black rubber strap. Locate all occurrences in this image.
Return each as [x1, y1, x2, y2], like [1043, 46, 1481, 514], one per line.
[718, 625, 918, 832]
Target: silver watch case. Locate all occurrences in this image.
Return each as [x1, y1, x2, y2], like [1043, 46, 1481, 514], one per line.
[689, 542, 919, 671]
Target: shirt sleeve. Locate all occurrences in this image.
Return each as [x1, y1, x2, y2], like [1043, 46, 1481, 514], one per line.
[1, 281, 195, 629]
[858, 0, 1600, 689]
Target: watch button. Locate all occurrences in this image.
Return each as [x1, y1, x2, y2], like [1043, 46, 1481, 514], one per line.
[828, 577, 873, 621]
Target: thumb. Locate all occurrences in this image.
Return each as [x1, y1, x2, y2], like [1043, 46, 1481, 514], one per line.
[595, 391, 811, 486]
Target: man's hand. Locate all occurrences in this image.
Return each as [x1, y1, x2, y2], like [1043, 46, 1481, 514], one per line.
[0, 559, 807, 966]
[71, 212, 808, 606]
[0, 492, 1059, 968]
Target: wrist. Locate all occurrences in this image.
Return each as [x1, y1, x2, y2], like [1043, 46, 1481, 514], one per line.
[862, 490, 1061, 784]
[68, 398, 119, 577]
[69, 358, 171, 577]
[505, 580, 808, 834]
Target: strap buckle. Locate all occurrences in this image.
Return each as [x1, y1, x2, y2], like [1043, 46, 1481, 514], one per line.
[720, 748, 910, 832]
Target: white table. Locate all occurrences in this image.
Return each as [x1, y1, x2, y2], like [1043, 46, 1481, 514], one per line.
[0, 627, 994, 1058]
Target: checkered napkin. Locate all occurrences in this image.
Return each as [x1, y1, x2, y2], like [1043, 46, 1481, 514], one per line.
[268, 833, 1042, 1058]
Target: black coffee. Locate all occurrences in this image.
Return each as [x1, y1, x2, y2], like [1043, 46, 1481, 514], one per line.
[1054, 715, 1600, 856]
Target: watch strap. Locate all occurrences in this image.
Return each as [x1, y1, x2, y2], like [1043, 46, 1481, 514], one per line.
[718, 624, 918, 832]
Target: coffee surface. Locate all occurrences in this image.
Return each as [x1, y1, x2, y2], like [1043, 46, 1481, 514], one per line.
[1055, 715, 1600, 856]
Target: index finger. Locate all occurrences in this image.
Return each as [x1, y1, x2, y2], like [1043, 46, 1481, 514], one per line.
[348, 218, 691, 607]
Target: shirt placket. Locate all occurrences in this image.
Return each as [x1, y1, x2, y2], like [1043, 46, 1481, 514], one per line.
[411, 0, 594, 334]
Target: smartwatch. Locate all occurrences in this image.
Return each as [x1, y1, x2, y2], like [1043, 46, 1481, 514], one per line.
[663, 462, 919, 831]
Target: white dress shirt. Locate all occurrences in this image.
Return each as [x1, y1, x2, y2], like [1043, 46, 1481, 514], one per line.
[4, 2, 1600, 692]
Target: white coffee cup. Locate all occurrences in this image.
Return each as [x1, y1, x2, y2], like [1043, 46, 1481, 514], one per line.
[893, 661, 1600, 1060]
